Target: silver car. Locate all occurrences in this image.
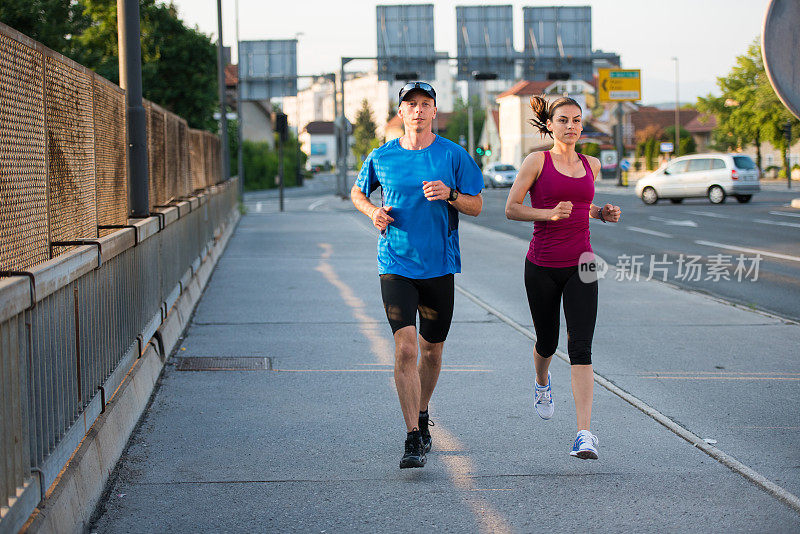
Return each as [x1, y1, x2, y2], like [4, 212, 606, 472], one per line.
[483, 163, 517, 188]
[636, 153, 760, 204]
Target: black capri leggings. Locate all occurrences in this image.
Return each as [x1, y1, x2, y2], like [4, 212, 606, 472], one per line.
[379, 273, 455, 343]
[524, 259, 598, 365]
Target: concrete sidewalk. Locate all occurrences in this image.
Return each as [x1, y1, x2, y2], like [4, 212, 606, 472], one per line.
[89, 195, 800, 533]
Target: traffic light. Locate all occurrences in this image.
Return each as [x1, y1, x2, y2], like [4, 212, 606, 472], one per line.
[476, 146, 484, 156]
[485, 145, 492, 157]
[273, 112, 288, 142]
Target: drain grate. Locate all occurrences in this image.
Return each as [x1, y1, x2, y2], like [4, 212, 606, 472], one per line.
[176, 357, 272, 371]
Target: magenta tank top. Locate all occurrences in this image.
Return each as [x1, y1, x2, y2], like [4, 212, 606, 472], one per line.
[526, 151, 595, 267]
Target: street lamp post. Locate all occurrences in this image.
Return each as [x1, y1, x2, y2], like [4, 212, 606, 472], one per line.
[216, 0, 229, 182]
[672, 57, 679, 158]
[235, 0, 243, 199]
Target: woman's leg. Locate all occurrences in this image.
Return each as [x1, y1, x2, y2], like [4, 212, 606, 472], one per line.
[562, 270, 598, 430]
[524, 260, 562, 386]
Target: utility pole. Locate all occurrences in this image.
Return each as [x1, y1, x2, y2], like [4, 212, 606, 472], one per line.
[615, 103, 624, 186]
[117, 0, 149, 217]
[338, 59, 347, 198]
[216, 0, 229, 182]
[235, 0, 243, 197]
[785, 120, 792, 189]
[673, 56, 680, 158]
[467, 104, 475, 163]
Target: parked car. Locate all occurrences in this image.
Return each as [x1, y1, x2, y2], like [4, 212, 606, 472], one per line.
[635, 153, 760, 205]
[483, 163, 518, 188]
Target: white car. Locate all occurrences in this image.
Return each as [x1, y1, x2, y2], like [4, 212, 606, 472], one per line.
[482, 163, 517, 188]
[635, 153, 760, 205]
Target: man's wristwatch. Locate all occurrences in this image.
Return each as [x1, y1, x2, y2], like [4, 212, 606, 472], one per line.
[448, 187, 459, 202]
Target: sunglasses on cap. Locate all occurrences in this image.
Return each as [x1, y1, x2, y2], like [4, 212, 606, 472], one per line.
[398, 82, 436, 105]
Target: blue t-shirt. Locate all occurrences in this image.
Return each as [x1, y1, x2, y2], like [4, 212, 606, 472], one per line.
[355, 135, 483, 279]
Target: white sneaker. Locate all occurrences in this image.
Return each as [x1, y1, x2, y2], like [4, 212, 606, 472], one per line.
[534, 372, 554, 420]
[570, 430, 599, 460]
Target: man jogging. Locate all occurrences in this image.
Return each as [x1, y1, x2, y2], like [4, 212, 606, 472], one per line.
[350, 81, 483, 468]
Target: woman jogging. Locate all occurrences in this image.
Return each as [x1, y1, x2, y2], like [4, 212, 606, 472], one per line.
[505, 95, 621, 459]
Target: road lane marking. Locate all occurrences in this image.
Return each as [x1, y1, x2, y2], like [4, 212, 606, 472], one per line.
[739, 426, 800, 430]
[308, 198, 327, 211]
[648, 216, 698, 227]
[694, 240, 800, 263]
[627, 226, 674, 238]
[315, 243, 393, 365]
[639, 371, 800, 376]
[317, 243, 512, 532]
[274, 368, 492, 372]
[685, 210, 731, 219]
[454, 283, 800, 516]
[437, 428, 513, 534]
[642, 376, 800, 380]
[753, 218, 800, 229]
[769, 210, 800, 218]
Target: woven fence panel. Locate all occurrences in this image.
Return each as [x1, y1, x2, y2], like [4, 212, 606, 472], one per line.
[213, 135, 221, 184]
[45, 54, 96, 249]
[188, 129, 204, 192]
[202, 132, 213, 189]
[176, 118, 189, 198]
[146, 102, 165, 209]
[164, 112, 178, 203]
[0, 32, 49, 271]
[93, 78, 127, 237]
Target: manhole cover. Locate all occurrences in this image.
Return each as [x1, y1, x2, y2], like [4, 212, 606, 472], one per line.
[176, 357, 272, 371]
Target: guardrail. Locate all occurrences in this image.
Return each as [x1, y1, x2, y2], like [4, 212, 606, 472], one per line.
[0, 22, 234, 532]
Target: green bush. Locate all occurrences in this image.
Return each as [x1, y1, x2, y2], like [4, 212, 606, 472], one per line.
[241, 135, 307, 191]
[577, 142, 600, 157]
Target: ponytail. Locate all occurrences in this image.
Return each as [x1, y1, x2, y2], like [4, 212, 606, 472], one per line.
[528, 95, 583, 138]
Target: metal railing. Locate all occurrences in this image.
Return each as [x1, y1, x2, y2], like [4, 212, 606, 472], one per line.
[0, 22, 236, 532]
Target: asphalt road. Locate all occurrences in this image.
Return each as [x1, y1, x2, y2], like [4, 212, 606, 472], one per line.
[476, 181, 800, 323]
[91, 196, 800, 532]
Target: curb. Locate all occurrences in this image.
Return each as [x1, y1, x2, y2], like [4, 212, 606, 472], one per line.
[22, 209, 241, 534]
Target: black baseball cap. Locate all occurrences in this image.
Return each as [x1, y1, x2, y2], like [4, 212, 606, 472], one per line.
[398, 81, 436, 106]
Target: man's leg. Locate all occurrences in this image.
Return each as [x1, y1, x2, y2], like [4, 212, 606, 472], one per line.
[393, 325, 422, 432]
[416, 273, 454, 412]
[418, 337, 443, 412]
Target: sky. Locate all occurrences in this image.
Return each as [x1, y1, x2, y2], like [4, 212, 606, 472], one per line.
[168, 0, 770, 105]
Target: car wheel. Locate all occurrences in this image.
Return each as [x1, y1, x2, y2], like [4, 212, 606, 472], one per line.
[669, 198, 684, 204]
[708, 185, 726, 204]
[736, 195, 752, 203]
[641, 187, 658, 205]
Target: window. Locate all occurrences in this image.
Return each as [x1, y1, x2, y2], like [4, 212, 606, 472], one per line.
[494, 164, 516, 171]
[711, 159, 727, 169]
[733, 156, 757, 169]
[665, 160, 689, 175]
[687, 159, 712, 172]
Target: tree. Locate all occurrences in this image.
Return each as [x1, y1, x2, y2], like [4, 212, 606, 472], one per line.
[662, 126, 696, 156]
[72, 0, 218, 131]
[576, 142, 600, 158]
[697, 39, 799, 170]
[442, 97, 485, 153]
[352, 99, 379, 171]
[0, 0, 88, 57]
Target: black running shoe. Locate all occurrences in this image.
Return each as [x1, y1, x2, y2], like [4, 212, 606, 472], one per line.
[419, 412, 434, 453]
[399, 430, 426, 468]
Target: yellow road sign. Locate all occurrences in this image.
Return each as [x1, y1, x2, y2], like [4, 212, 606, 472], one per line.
[598, 68, 641, 102]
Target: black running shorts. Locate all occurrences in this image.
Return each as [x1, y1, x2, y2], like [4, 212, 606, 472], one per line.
[379, 273, 455, 343]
